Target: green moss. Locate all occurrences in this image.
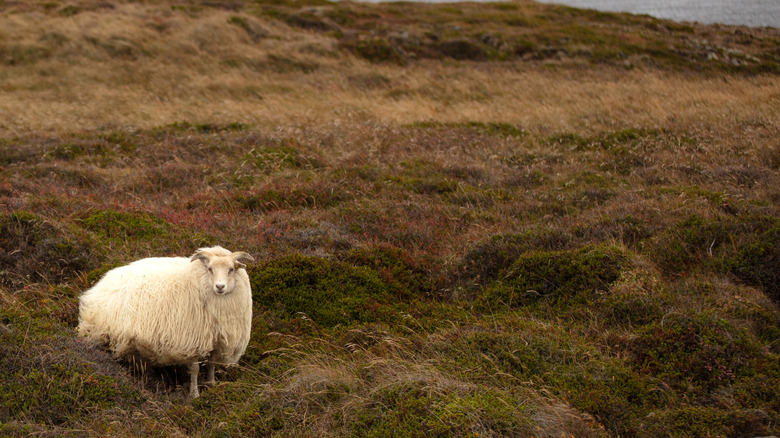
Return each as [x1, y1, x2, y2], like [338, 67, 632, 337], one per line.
[631, 313, 760, 392]
[484, 244, 628, 307]
[566, 363, 667, 436]
[1, 367, 125, 424]
[0, 44, 53, 65]
[588, 214, 652, 246]
[0, 422, 37, 436]
[351, 382, 533, 437]
[649, 214, 780, 303]
[458, 230, 573, 288]
[160, 121, 250, 133]
[549, 132, 589, 148]
[349, 39, 407, 65]
[271, 10, 335, 32]
[236, 183, 347, 212]
[101, 131, 139, 154]
[242, 141, 320, 173]
[403, 175, 458, 195]
[228, 15, 266, 42]
[83, 209, 169, 240]
[550, 128, 659, 151]
[0, 211, 96, 286]
[0, 316, 142, 426]
[436, 39, 489, 61]
[719, 218, 780, 303]
[250, 254, 396, 327]
[59, 5, 80, 16]
[346, 244, 436, 300]
[642, 405, 774, 437]
[599, 290, 664, 327]
[733, 374, 780, 412]
[265, 54, 319, 73]
[409, 121, 525, 138]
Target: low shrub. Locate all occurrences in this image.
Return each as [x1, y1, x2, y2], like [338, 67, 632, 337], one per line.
[349, 39, 407, 65]
[345, 244, 437, 300]
[630, 313, 760, 393]
[350, 381, 535, 437]
[456, 230, 573, 289]
[436, 39, 489, 61]
[484, 244, 629, 307]
[0, 314, 142, 426]
[250, 254, 396, 327]
[0, 211, 96, 287]
[641, 405, 774, 438]
[648, 214, 780, 304]
[83, 209, 170, 241]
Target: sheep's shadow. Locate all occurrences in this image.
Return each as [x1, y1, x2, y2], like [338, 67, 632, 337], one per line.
[122, 355, 214, 400]
[75, 341, 225, 401]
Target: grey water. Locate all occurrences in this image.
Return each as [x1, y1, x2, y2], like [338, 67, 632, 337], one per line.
[359, 0, 779, 28]
[533, 0, 779, 28]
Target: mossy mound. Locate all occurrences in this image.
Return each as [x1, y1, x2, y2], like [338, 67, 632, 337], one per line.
[235, 183, 348, 213]
[350, 381, 535, 437]
[641, 405, 775, 438]
[0, 314, 143, 426]
[457, 230, 574, 289]
[250, 254, 396, 327]
[0, 212, 96, 287]
[241, 141, 321, 174]
[648, 214, 780, 304]
[630, 313, 762, 393]
[484, 244, 629, 307]
[345, 244, 437, 300]
[83, 209, 170, 241]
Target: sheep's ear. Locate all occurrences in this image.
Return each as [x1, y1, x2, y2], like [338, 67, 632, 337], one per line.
[190, 249, 210, 265]
[232, 251, 254, 269]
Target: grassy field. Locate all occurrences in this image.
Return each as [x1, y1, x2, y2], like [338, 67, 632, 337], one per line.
[1, 0, 779, 436]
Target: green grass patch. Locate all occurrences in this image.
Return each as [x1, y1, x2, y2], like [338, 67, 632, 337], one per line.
[345, 244, 437, 300]
[242, 140, 320, 173]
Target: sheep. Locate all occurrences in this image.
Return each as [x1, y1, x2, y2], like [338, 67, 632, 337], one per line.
[77, 246, 254, 398]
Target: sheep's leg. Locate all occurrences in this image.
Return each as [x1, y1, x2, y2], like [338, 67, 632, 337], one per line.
[188, 362, 200, 399]
[205, 352, 216, 387]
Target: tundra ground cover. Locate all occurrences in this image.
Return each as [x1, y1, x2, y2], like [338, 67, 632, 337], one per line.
[1, 1, 778, 436]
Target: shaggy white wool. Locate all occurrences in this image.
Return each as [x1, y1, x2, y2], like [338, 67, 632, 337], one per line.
[78, 246, 253, 397]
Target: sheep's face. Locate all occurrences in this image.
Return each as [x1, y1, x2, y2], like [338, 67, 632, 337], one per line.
[191, 247, 255, 296]
[204, 258, 239, 296]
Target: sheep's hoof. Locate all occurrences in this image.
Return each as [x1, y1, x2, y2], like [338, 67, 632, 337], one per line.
[204, 380, 216, 388]
[187, 387, 200, 399]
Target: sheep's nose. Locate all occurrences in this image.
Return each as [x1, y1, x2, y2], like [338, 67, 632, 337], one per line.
[215, 284, 225, 293]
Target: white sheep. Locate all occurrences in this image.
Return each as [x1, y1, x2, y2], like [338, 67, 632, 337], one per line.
[77, 246, 254, 398]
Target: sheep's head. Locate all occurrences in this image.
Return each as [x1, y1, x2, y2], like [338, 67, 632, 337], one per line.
[191, 247, 254, 296]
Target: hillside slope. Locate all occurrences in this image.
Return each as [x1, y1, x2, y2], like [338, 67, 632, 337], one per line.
[1, 1, 779, 436]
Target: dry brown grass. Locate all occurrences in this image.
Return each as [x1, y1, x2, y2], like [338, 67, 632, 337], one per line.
[1, 1, 778, 136]
[1, 1, 779, 437]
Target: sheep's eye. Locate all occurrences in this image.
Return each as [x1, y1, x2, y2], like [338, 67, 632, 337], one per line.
[208, 267, 213, 273]
[229, 268, 235, 273]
